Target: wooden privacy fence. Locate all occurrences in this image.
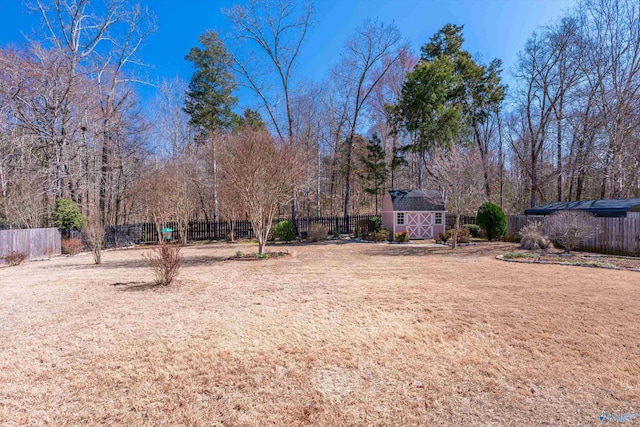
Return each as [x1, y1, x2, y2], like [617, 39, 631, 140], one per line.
[507, 215, 640, 256]
[0, 228, 61, 262]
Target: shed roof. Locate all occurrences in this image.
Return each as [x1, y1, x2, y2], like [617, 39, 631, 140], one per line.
[523, 198, 640, 217]
[388, 190, 445, 211]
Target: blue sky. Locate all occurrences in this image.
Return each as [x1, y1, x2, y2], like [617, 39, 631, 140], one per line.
[0, 0, 578, 107]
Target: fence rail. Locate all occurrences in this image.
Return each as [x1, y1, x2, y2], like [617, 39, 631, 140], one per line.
[62, 213, 477, 249]
[507, 215, 640, 256]
[98, 215, 377, 246]
[0, 228, 61, 262]
[445, 215, 476, 229]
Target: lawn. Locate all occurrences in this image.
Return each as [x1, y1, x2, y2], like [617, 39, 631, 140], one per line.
[0, 241, 638, 426]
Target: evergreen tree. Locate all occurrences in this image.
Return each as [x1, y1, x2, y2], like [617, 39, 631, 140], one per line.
[393, 24, 505, 194]
[52, 198, 85, 235]
[232, 108, 266, 131]
[184, 31, 238, 135]
[359, 133, 388, 214]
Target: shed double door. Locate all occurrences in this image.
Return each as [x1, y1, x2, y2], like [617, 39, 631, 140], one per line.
[405, 212, 434, 239]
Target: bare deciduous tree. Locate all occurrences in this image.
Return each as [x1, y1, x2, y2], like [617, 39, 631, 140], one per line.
[220, 128, 306, 254]
[223, 0, 313, 145]
[428, 144, 484, 248]
[337, 20, 403, 219]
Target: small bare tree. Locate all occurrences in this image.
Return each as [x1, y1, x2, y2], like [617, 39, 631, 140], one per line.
[428, 145, 485, 249]
[143, 243, 182, 286]
[220, 128, 305, 254]
[83, 217, 105, 264]
[544, 210, 593, 253]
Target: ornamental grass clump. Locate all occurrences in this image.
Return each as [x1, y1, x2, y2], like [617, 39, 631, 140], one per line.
[518, 221, 553, 251]
[308, 223, 329, 242]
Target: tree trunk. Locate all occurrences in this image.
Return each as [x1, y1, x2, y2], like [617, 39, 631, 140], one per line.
[316, 144, 321, 217]
[452, 213, 460, 250]
[556, 103, 563, 202]
[498, 115, 504, 210]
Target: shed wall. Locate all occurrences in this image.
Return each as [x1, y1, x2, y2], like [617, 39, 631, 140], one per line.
[381, 211, 394, 234]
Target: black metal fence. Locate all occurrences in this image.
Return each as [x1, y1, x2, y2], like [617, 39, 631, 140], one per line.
[63, 213, 475, 248]
[93, 215, 375, 246]
[445, 215, 476, 229]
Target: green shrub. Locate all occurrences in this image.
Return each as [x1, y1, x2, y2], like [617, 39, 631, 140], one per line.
[355, 219, 374, 238]
[371, 216, 382, 232]
[463, 224, 481, 238]
[52, 198, 85, 231]
[476, 202, 507, 241]
[394, 231, 409, 242]
[308, 223, 328, 242]
[274, 220, 296, 243]
[369, 229, 390, 242]
[235, 251, 243, 258]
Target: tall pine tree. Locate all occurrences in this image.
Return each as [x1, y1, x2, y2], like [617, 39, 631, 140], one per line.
[184, 31, 238, 136]
[359, 133, 388, 215]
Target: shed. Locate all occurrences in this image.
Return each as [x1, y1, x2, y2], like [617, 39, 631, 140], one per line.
[381, 190, 446, 240]
[523, 198, 640, 218]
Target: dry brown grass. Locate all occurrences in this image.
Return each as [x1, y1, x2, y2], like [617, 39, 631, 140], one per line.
[0, 241, 638, 426]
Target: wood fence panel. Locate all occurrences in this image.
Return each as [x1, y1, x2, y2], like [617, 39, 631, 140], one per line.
[0, 228, 61, 262]
[507, 215, 639, 256]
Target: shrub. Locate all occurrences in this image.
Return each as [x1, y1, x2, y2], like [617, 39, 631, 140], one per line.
[4, 251, 27, 266]
[274, 220, 296, 243]
[503, 252, 537, 259]
[441, 227, 471, 243]
[355, 219, 375, 238]
[441, 227, 471, 244]
[143, 242, 183, 286]
[518, 221, 553, 251]
[52, 198, 85, 232]
[394, 231, 409, 242]
[82, 219, 104, 264]
[369, 228, 390, 242]
[61, 237, 84, 255]
[463, 223, 482, 238]
[308, 223, 328, 242]
[476, 202, 507, 241]
[544, 210, 593, 253]
[235, 251, 243, 257]
[371, 216, 382, 232]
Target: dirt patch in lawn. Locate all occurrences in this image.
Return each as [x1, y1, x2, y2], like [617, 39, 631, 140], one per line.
[0, 241, 638, 426]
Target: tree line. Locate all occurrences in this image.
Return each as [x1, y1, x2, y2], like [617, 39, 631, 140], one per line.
[1, 0, 638, 231]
